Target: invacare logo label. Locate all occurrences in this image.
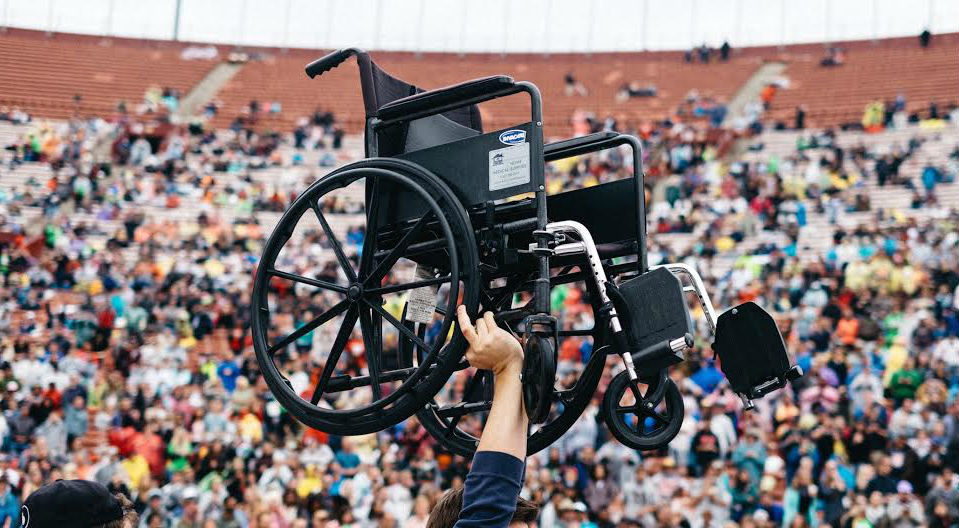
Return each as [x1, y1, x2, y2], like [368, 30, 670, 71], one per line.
[498, 129, 526, 145]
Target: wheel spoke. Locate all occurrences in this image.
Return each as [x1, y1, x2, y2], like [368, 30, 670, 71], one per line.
[364, 300, 432, 353]
[269, 300, 349, 354]
[616, 405, 641, 415]
[365, 274, 452, 296]
[415, 320, 428, 367]
[436, 401, 493, 420]
[480, 370, 493, 430]
[311, 201, 357, 282]
[358, 177, 381, 279]
[635, 413, 645, 434]
[310, 306, 359, 404]
[358, 306, 383, 401]
[270, 269, 347, 293]
[446, 371, 488, 435]
[643, 407, 670, 426]
[365, 212, 434, 286]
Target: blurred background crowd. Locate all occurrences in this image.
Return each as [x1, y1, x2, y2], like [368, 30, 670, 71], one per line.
[0, 21, 958, 528]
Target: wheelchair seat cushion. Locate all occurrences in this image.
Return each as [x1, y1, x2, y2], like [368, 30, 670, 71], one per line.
[712, 302, 790, 395]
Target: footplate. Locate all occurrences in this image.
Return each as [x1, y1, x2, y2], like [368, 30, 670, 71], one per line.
[712, 302, 802, 408]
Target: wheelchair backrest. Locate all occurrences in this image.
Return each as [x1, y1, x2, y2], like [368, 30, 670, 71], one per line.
[353, 55, 484, 157]
[307, 49, 545, 225]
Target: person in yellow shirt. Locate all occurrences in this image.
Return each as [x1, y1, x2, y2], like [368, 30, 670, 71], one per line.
[295, 465, 323, 499]
[121, 454, 150, 490]
[238, 410, 263, 444]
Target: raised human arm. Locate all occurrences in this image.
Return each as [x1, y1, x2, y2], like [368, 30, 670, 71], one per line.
[456, 306, 528, 458]
[451, 306, 529, 528]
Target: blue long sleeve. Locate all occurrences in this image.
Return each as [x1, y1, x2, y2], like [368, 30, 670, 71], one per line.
[454, 451, 525, 528]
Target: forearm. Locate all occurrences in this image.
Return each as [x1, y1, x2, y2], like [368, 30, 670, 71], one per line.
[476, 362, 528, 460]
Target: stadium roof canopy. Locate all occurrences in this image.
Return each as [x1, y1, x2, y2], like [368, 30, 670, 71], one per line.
[4, 0, 959, 53]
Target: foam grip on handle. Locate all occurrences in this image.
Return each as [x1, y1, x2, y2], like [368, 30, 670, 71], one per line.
[305, 48, 361, 78]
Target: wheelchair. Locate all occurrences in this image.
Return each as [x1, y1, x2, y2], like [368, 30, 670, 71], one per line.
[250, 48, 802, 456]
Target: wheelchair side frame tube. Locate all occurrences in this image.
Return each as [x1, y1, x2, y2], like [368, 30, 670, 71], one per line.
[545, 221, 641, 382]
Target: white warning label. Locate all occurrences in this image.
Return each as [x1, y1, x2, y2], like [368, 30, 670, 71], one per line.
[405, 266, 439, 325]
[488, 142, 531, 192]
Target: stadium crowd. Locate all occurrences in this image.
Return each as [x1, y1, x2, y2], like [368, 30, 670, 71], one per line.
[0, 86, 957, 528]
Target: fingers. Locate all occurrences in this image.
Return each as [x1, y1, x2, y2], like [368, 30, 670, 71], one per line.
[483, 311, 497, 333]
[475, 316, 488, 338]
[456, 305, 477, 345]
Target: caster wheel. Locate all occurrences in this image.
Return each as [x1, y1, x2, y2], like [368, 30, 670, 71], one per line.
[602, 370, 684, 451]
[522, 334, 556, 424]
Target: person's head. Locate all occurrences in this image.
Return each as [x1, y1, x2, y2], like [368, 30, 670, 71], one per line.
[22, 480, 139, 528]
[181, 487, 199, 518]
[426, 487, 538, 528]
[876, 455, 892, 476]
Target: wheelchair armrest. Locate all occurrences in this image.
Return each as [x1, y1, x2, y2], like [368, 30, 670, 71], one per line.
[376, 75, 515, 122]
[544, 132, 619, 160]
[305, 48, 366, 78]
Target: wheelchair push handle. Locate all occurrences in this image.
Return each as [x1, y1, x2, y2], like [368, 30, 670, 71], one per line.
[305, 48, 366, 78]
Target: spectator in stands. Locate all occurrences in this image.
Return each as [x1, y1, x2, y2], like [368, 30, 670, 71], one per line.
[922, 160, 942, 200]
[820, 46, 845, 67]
[616, 82, 657, 101]
[919, 29, 932, 48]
[760, 84, 776, 110]
[0, 477, 17, 528]
[720, 41, 731, 61]
[697, 43, 712, 63]
[862, 100, 886, 131]
[0, 107, 30, 125]
[794, 104, 807, 130]
[563, 72, 588, 97]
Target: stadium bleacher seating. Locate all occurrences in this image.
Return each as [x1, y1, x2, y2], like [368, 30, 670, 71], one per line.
[2, 28, 956, 135]
[765, 34, 959, 128]
[0, 28, 217, 120]
[211, 49, 762, 135]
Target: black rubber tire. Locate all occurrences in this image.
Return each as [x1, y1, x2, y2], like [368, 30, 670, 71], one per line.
[523, 334, 557, 424]
[602, 371, 684, 451]
[252, 160, 478, 435]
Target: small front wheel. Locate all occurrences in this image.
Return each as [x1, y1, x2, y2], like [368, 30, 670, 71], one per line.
[602, 370, 684, 451]
[522, 334, 556, 424]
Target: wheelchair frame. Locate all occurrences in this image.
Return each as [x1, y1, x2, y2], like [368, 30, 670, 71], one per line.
[251, 48, 800, 456]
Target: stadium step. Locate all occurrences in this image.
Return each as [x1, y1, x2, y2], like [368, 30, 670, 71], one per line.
[723, 61, 786, 128]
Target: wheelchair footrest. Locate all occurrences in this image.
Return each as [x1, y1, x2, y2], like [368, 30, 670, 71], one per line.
[712, 302, 802, 406]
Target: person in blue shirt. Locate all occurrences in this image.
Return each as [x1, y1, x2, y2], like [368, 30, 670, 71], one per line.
[426, 307, 540, 528]
[691, 358, 723, 394]
[0, 478, 17, 528]
[216, 357, 241, 393]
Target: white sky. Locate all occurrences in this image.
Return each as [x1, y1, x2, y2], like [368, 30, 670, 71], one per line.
[3, 0, 957, 52]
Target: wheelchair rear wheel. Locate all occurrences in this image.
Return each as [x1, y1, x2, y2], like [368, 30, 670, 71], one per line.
[252, 160, 478, 435]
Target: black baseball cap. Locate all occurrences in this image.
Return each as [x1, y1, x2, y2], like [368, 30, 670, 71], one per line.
[21, 480, 123, 528]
